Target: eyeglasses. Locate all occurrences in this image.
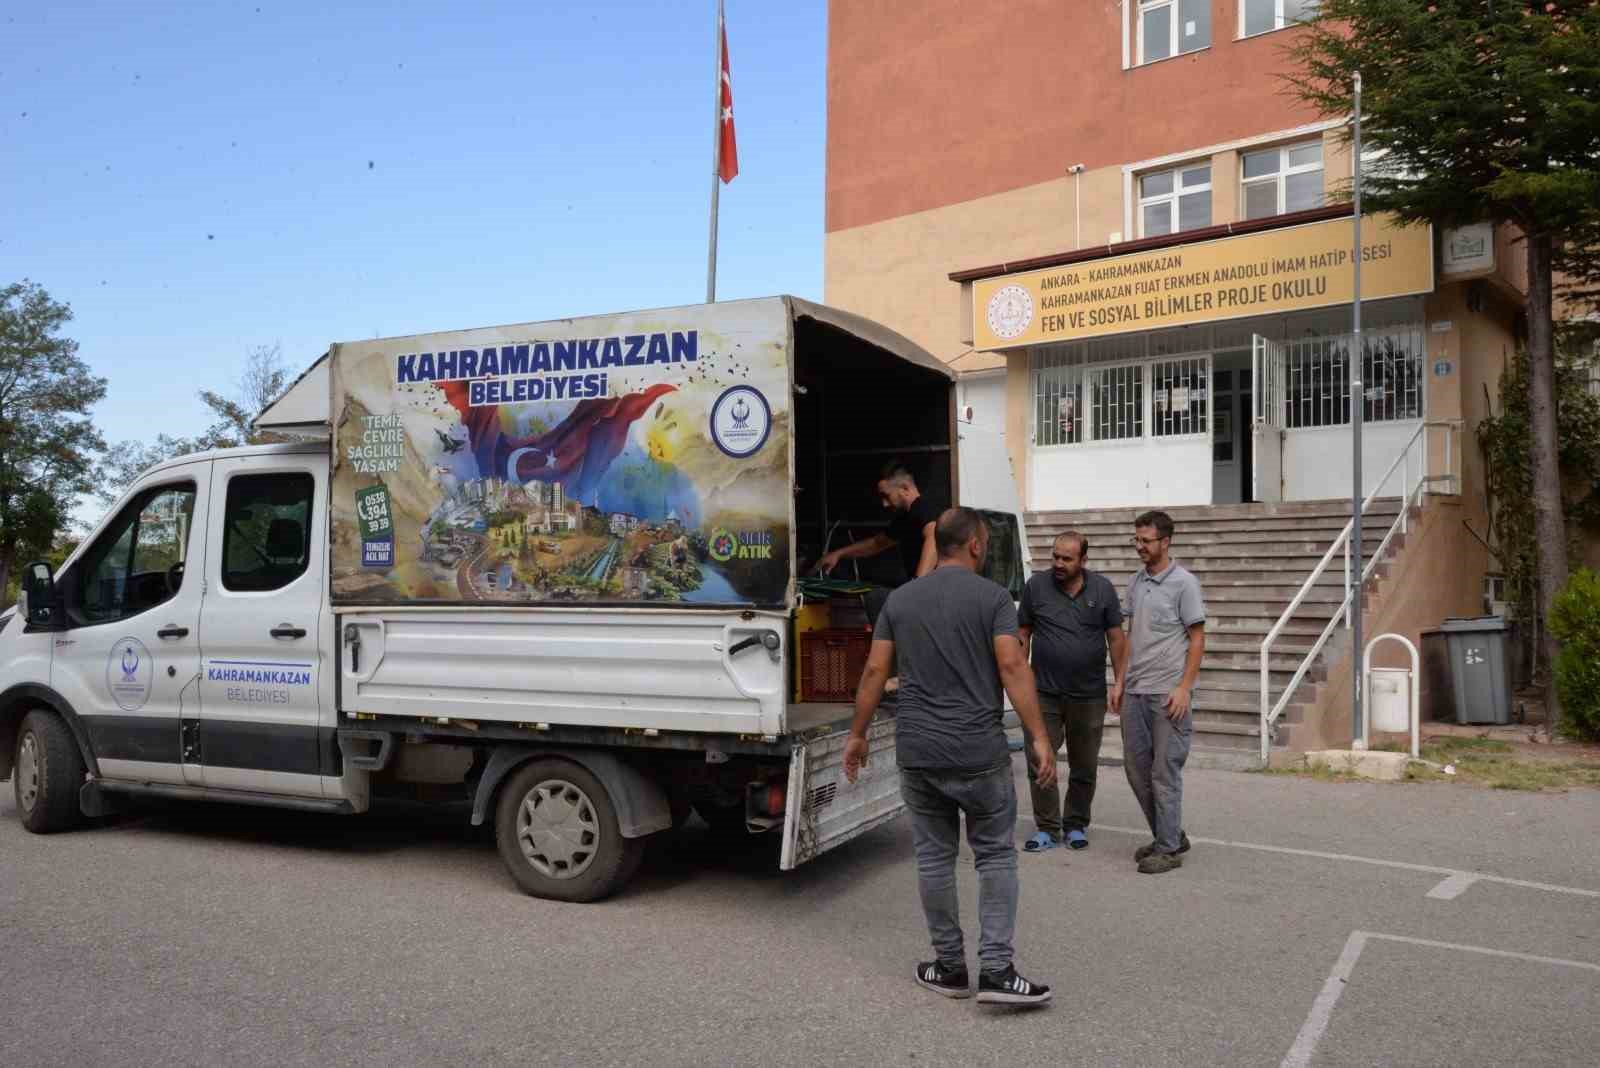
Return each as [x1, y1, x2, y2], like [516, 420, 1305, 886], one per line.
[1132, 535, 1168, 547]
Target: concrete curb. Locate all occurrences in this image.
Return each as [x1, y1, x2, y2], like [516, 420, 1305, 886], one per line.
[1301, 749, 1411, 782]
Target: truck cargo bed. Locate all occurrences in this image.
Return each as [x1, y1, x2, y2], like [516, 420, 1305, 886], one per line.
[338, 607, 791, 738]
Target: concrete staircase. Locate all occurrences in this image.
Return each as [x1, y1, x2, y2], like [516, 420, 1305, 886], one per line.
[1022, 498, 1409, 768]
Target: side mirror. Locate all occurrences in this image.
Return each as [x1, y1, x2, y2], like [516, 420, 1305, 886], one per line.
[21, 561, 56, 627]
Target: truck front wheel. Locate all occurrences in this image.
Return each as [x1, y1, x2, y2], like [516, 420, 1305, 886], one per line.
[494, 758, 644, 902]
[14, 710, 87, 834]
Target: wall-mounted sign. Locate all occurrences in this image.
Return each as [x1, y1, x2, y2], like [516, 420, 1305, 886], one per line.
[1440, 222, 1495, 277]
[972, 214, 1434, 350]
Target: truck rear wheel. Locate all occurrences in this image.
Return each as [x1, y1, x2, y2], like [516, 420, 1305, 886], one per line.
[494, 758, 644, 902]
[14, 710, 87, 834]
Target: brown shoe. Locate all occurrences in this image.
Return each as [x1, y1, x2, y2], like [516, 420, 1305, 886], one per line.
[1137, 852, 1183, 874]
[1134, 832, 1190, 862]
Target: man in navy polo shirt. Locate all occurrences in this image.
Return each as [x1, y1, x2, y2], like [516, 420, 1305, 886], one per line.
[1018, 531, 1128, 852]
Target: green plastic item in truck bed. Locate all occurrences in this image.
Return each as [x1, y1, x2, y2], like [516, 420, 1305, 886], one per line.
[797, 576, 876, 598]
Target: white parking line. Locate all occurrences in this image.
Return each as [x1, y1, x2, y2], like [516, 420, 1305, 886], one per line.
[1280, 930, 1368, 1068]
[1425, 872, 1479, 900]
[1083, 823, 1600, 901]
[1281, 930, 1600, 1068]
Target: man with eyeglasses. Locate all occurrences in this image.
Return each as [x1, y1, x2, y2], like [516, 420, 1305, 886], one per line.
[1111, 509, 1205, 875]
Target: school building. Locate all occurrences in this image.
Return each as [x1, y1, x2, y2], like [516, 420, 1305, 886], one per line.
[822, 1, 1536, 761]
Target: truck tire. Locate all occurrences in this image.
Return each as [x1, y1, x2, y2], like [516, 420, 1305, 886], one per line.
[494, 758, 644, 902]
[14, 710, 87, 834]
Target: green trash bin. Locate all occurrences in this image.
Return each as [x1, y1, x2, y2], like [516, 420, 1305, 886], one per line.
[1436, 616, 1513, 725]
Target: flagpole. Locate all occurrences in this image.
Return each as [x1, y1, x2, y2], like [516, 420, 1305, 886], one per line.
[706, 0, 724, 303]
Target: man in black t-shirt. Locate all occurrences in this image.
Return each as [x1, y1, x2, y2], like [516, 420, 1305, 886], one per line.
[816, 461, 939, 587]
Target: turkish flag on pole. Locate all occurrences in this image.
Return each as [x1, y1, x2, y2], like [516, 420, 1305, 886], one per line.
[718, 22, 738, 183]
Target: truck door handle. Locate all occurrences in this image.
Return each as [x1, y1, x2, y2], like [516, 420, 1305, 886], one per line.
[728, 631, 781, 657]
[157, 625, 189, 640]
[270, 624, 307, 640]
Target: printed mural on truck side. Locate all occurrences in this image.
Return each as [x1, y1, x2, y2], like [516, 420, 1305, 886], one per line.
[329, 302, 791, 606]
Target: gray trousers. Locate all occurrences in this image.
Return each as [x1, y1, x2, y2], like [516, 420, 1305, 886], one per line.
[899, 763, 1019, 975]
[1121, 692, 1192, 854]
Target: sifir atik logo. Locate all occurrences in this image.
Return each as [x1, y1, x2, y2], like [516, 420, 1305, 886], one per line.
[708, 528, 774, 563]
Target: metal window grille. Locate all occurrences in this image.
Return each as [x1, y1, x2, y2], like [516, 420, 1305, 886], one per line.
[1031, 346, 1085, 447]
[1090, 363, 1145, 441]
[1281, 324, 1424, 429]
[1588, 339, 1600, 398]
[1151, 356, 1209, 437]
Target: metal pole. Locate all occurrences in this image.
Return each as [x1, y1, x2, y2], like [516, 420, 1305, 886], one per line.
[1350, 72, 1365, 747]
[706, 0, 724, 303]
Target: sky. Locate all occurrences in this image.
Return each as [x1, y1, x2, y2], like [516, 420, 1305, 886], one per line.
[2, 1, 828, 458]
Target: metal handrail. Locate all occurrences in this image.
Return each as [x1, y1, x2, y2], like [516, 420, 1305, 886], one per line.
[1258, 420, 1460, 761]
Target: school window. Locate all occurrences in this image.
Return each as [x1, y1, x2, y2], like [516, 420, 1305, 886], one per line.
[1280, 325, 1426, 428]
[72, 482, 197, 625]
[222, 472, 315, 592]
[1090, 363, 1145, 441]
[1137, 0, 1210, 64]
[1241, 140, 1324, 220]
[1151, 357, 1209, 438]
[1140, 163, 1212, 237]
[1241, 0, 1317, 38]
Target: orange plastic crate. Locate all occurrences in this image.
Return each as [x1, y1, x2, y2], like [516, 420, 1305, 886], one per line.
[798, 629, 872, 703]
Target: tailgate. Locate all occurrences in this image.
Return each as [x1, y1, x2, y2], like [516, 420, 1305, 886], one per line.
[779, 715, 902, 870]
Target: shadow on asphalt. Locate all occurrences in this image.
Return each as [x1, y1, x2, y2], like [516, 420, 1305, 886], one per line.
[97, 796, 913, 901]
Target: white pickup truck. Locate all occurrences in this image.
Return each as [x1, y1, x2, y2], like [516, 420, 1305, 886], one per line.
[1, 297, 1027, 901]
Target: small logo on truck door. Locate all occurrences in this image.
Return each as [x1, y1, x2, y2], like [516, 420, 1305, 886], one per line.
[107, 637, 153, 711]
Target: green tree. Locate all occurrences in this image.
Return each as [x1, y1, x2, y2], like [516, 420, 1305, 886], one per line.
[1288, 1, 1600, 723]
[0, 281, 108, 596]
[1477, 328, 1600, 647]
[98, 343, 290, 506]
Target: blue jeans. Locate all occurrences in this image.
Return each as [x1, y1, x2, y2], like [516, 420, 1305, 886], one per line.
[1121, 692, 1192, 854]
[899, 763, 1019, 975]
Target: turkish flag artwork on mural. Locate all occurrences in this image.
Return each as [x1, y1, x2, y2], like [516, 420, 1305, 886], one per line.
[719, 22, 738, 183]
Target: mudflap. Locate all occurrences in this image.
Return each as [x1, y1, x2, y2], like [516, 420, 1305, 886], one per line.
[779, 715, 903, 871]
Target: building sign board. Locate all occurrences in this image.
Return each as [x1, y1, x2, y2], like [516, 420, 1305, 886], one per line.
[1440, 222, 1495, 277]
[972, 214, 1434, 350]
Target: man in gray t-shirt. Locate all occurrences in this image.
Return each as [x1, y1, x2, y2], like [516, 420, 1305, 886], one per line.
[1111, 509, 1206, 876]
[845, 507, 1056, 1006]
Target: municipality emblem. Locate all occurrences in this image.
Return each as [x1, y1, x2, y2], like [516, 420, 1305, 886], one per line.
[709, 385, 771, 459]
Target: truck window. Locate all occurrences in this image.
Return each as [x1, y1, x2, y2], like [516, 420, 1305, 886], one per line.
[977, 510, 1026, 602]
[74, 482, 198, 625]
[222, 473, 314, 592]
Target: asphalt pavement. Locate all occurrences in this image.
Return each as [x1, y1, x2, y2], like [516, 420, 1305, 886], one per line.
[3, 758, 1597, 1067]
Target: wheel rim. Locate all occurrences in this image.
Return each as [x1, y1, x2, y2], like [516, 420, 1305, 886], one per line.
[516, 778, 601, 880]
[16, 732, 40, 813]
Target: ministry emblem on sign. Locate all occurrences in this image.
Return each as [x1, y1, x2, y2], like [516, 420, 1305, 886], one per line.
[986, 284, 1033, 340]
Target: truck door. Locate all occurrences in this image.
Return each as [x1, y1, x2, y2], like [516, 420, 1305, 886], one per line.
[51, 467, 210, 786]
[957, 420, 1031, 597]
[196, 457, 325, 796]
